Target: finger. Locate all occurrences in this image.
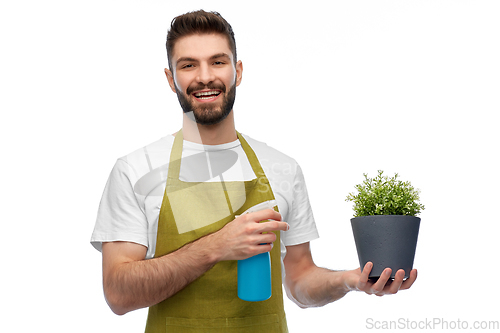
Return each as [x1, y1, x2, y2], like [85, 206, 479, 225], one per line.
[258, 220, 290, 232]
[400, 269, 418, 290]
[258, 231, 277, 244]
[248, 209, 282, 222]
[251, 243, 273, 255]
[387, 269, 405, 294]
[371, 268, 392, 294]
[360, 262, 372, 282]
[356, 262, 372, 291]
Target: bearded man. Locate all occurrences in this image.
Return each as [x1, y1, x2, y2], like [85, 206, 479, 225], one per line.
[91, 10, 417, 333]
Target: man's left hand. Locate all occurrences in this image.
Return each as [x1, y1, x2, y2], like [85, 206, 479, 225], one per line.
[344, 262, 417, 296]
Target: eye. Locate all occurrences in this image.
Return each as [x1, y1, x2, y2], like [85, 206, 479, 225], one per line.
[213, 61, 225, 65]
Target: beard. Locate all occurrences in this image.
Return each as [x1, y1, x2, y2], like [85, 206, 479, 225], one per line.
[175, 81, 236, 126]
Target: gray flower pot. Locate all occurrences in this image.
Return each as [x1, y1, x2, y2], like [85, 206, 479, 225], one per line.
[351, 215, 420, 279]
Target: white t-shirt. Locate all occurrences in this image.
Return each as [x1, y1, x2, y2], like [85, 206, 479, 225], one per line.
[91, 133, 319, 270]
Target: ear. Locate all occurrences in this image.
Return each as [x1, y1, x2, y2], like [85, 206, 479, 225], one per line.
[235, 60, 243, 87]
[164, 68, 177, 93]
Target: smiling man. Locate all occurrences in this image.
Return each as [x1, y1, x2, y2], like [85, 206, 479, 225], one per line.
[168, 33, 240, 129]
[91, 10, 417, 333]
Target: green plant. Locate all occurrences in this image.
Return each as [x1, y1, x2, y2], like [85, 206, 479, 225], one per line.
[346, 170, 425, 217]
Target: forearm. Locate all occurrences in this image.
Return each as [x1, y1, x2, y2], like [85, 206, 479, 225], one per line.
[104, 238, 218, 315]
[286, 266, 351, 308]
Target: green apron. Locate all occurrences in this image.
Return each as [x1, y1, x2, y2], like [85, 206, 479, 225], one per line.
[145, 130, 288, 333]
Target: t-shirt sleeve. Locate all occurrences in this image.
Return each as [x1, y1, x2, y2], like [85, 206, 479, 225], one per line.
[281, 163, 319, 246]
[90, 159, 149, 252]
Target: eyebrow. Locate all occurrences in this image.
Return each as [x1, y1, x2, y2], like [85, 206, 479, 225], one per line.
[176, 53, 231, 65]
[210, 53, 231, 60]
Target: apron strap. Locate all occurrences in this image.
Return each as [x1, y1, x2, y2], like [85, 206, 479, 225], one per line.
[236, 131, 267, 180]
[167, 130, 185, 181]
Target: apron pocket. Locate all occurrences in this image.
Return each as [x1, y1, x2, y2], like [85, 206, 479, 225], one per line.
[165, 313, 281, 331]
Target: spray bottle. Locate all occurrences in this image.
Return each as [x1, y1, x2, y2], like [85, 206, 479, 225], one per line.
[236, 200, 277, 302]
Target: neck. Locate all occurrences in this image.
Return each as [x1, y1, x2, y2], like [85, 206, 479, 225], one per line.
[181, 111, 237, 145]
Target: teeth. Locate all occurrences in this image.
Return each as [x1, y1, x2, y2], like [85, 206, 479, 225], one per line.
[194, 90, 220, 97]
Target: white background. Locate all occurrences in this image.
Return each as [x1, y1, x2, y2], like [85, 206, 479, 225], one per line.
[2, 0, 499, 332]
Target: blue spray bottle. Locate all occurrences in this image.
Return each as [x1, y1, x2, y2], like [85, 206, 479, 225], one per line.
[237, 200, 277, 302]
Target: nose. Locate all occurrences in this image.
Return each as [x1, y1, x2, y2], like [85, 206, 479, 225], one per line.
[196, 63, 215, 85]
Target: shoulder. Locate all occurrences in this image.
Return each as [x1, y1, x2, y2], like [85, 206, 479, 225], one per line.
[119, 135, 174, 165]
[117, 135, 174, 172]
[241, 134, 298, 165]
[107, 135, 175, 192]
[242, 134, 302, 184]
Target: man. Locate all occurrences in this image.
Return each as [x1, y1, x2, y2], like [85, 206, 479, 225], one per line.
[91, 10, 417, 332]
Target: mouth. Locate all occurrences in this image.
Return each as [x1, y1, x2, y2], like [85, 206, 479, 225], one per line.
[192, 90, 222, 102]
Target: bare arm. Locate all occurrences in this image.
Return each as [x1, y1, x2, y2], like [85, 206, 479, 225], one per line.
[283, 242, 417, 308]
[102, 209, 288, 315]
[102, 239, 216, 315]
[283, 242, 349, 308]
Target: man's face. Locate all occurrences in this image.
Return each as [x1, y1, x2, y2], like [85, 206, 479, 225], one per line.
[166, 33, 243, 125]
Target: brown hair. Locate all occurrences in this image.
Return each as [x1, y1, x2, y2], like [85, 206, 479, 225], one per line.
[166, 10, 237, 70]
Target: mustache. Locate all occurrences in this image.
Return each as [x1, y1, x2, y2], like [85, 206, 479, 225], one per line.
[186, 82, 226, 95]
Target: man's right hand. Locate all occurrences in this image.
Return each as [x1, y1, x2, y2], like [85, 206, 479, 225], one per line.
[203, 209, 289, 262]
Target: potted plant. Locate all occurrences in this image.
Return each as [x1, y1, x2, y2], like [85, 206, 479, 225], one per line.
[346, 170, 425, 279]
